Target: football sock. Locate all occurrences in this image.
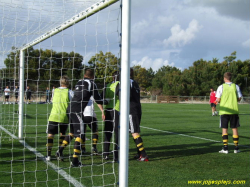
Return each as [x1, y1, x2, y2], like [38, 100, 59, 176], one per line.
[73, 137, 83, 164]
[80, 134, 86, 151]
[46, 136, 54, 156]
[59, 133, 74, 154]
[92, 133, 98, 148]
[133, 138, 140, 155]
[222, 134, 228, 149]
[133, 135, 147, 157]
[233, 135, 239, 148]
[59, 135, 65, 148]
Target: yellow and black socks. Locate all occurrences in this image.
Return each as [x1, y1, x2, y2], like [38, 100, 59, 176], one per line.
[133, 135, 147, 157]
[92, 133, 98, 148]
[46, 136, 54, 156]
[58, 135, 65, 148]
[80, 134, 86, 152]
[233, 135, 239, 149]
[73, 137, 83, 164]
[222, 134, 228, 150]
[59, 133, 74, 154]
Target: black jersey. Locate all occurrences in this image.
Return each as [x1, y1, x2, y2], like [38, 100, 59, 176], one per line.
[26, 89, 31, 97]
[130, 79, 141, 114]
[68, 78, 106, 113]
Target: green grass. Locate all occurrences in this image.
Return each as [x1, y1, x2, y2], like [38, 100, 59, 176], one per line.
[0, 103, 249, 187]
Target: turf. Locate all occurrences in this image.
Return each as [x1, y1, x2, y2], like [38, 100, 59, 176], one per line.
[0, 103, 249, 187]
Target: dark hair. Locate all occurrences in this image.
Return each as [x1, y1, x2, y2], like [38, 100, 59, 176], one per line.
[84, 69, 94, 79]
[224, 72, 232, 81]
[113, 71, 120, 81]
[130, 68, 134, 79]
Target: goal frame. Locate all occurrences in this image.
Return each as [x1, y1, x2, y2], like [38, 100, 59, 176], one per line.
[17, 0, 131, 187]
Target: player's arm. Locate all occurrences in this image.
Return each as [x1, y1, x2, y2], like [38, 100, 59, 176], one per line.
[236, 84, 242, 102]
[215, 85, 222, 103]
[115, 82, 120, 98]
[96, 104, 105, 121]
[93, 83, 108, 105]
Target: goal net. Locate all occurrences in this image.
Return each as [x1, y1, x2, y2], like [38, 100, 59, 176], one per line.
[0, 0, 130, 186]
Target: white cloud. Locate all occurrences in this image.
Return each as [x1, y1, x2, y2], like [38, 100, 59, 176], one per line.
[163, 19, 202, 48]
[242, 38, 250, 48]
[131, 56, 175, 71]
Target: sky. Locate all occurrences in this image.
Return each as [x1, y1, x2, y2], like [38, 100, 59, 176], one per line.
[130, 0, 250, 71]
[0, 0, 249, 72]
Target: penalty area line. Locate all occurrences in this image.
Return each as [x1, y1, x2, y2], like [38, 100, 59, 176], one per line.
[141, 126, 250, 148]
[0, 125, 85, 187]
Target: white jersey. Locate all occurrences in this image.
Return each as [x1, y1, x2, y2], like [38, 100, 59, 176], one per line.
[4, 88, 10, 96]
[83, 96, 96, 117]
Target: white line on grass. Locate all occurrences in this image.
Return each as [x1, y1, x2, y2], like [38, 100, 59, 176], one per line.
[141, 126, 250, 148]
[0, 125, 85, 187]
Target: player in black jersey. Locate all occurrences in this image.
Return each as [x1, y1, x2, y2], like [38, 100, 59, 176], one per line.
[129, 68, 148, 161]
[58, 69, 108, 167]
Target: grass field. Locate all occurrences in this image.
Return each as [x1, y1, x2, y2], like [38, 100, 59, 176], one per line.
[0, 103, 249, 187]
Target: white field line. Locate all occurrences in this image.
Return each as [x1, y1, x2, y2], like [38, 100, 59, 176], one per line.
[141, 126, 250, 148]
[0, 125, 85, 187]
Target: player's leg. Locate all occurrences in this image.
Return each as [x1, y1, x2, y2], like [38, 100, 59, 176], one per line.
[113, 110, 120, 161]
[214, 104, 217, 115]
[59, 123, 68, 147]
[89, 117, 99, 154]
[129, 113, 148, 161]
[230, 114, 240, 153]
[80, 124, 86, 154]
[46, 121, 58, 161]
[71, 113, 85, 167]
[219, 115, 229, 154]
[103, 109, 113, 160]
[211, 103, 215, 116]
[57, 132, 74, 161]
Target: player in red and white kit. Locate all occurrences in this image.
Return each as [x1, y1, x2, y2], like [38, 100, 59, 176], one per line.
[210, 88, 218, 116]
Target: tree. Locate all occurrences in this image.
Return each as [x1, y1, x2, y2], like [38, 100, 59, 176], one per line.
[88, 51, 120, 87]
[4, 47, 84, 91]
[132, 65, 154, 93]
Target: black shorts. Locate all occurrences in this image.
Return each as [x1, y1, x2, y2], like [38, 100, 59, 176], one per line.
[83, 116, 98, 133]
[5, 95, 9, 99]
[69, 112, 84, 136]
[15, 95, 18, 99]
[26, 95, 31, 100]
[47, 121, 68, 134]
[129, 113, 141, 133]
[210, 103, 216, 107]
[220, 115, 240, 129]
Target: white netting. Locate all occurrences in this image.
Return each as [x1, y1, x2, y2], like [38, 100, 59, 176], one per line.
[0, 0, 121, 186]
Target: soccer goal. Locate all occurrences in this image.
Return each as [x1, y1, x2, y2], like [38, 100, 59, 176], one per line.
[0, 0, 131, 186]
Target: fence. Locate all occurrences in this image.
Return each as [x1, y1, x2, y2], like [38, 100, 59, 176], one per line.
[140, 96, 250, 104]
[0, 92, 50, 103]
[1, 93, 250, 104]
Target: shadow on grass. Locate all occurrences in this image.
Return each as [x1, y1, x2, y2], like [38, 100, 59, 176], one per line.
[130, 141, 250, 161]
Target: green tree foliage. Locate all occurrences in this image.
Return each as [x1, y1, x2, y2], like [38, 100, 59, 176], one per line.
[133, 65, 154, 92]
[88, 51, 120, 87]
[4, 47, 84, 90]
[2, 50, 250, 96]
